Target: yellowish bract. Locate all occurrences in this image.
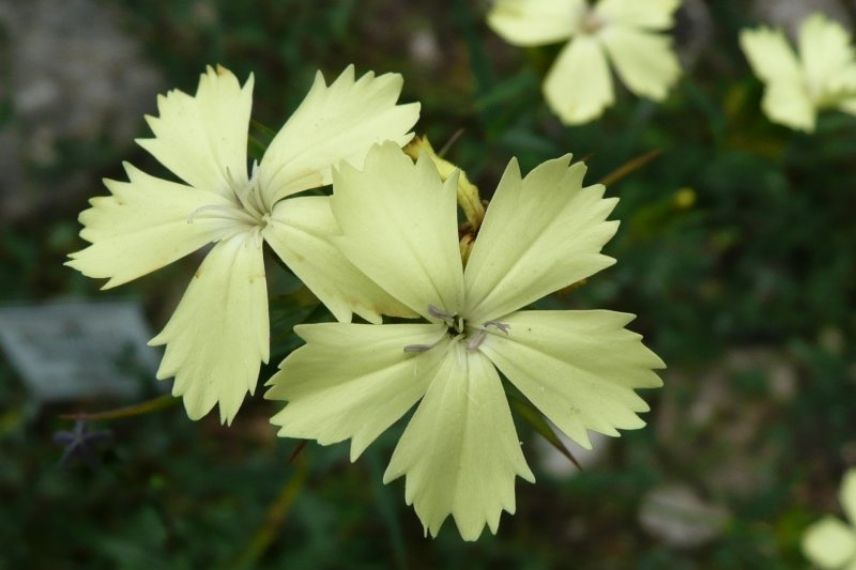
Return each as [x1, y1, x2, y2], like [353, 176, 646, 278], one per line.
[487, 0, 682, 124]
[803, 469, 856, 570]
[67, 65, 420, 424]
[740, 13, 856, 132]
[265, 143, 665, 540]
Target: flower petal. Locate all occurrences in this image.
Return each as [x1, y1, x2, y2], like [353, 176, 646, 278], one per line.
[258, 66, 420, 207]
[464, 156, 618, 324]
[265, 323, 447, 460]
[544, 37, 615, 124]
[479, 310, 664, 449]
[137, 66, 252, 199]
[383, 344, 534, 541]
[330, 143, 465, 320]
[739, 27, 802, 84]
[798, 13, 855, 97]
[739, 26, 816, 131]
[762, 80, 816, 132]
[600, 27, 681, 101]
[594, 0, 681, 30]
[487, 0, 583, 47]
[150, 232, 269, 424]
[262, 196, 416, 323]
[67, 163, 237, 288]
[802, 516, 856, 569]
[842, 468, 856, 525]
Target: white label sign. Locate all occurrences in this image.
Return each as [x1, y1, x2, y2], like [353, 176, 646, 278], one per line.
[0, 300, 160, 402]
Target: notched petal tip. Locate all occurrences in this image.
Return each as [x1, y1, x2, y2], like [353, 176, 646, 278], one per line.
[349, 436, 375, 463]
[441, 168, 461, 198]
[219, 406, 239, 426]
[119, 160, 135, 175]
[555, 152, 575, 167]
[335, 64, 357, 85]
[99, 277, 122, 291]
[501, 155, 523, 182]
[242, 71, 255, 91]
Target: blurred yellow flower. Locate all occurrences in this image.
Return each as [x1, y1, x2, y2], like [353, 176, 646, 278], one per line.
[488, 0, 682, 124]
[673, 187, 696, 209]
[266, 143, 664, 540]
[740, 13, 856, 132]
[803, 469, 856, 569]
[68, 65, 419, 424]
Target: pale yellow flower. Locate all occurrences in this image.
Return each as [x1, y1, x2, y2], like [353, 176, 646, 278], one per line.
[741, 13, 856, 132]
[803, 469, 856, 569]
[265, 143, 664, 540]
[488, 0, 682, 124]
[68, 65, 419, 424]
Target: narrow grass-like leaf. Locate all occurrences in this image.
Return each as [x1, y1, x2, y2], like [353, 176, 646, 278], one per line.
[508, 389, 582, 471]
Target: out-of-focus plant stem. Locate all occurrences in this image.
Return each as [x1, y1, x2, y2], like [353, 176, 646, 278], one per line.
[599, 149, 662, 187]
[231, 456, 309, 569]
[59, 393, 177, 422]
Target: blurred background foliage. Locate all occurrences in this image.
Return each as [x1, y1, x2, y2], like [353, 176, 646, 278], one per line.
[2, 0, 856, 568]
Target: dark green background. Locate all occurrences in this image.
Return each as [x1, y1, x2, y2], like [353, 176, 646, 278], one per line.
[2, 1, 855, 568]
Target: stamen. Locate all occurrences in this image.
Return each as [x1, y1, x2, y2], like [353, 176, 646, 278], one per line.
[428, 304, 455, 326]
[466, 330, 487, 352]
[466, 320, 510, 352]
[484, 320, 510, 335]
[404, 344, 435, 353]
[428, 304, 451, 320]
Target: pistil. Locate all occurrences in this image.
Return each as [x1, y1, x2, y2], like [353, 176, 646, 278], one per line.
[404, 305, 510, 353]
[227, 163, 269, 222]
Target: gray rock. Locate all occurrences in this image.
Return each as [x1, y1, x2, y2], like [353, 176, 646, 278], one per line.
[675, 0, 714, 69]
[0, 0, 162, 222]
[752, 0, 851, 35]
[639, 484, 730, 549]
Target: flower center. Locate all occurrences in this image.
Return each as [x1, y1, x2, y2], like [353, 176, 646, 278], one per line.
[580, 8, 606, 35]
[403, 305, 510, 353]
[186, 162, 273, 230]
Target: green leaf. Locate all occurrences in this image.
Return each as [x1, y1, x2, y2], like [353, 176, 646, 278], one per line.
[507, 388, 582, 471]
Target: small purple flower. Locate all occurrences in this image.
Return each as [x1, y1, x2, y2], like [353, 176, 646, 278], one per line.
[52, 419, 112, 467]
